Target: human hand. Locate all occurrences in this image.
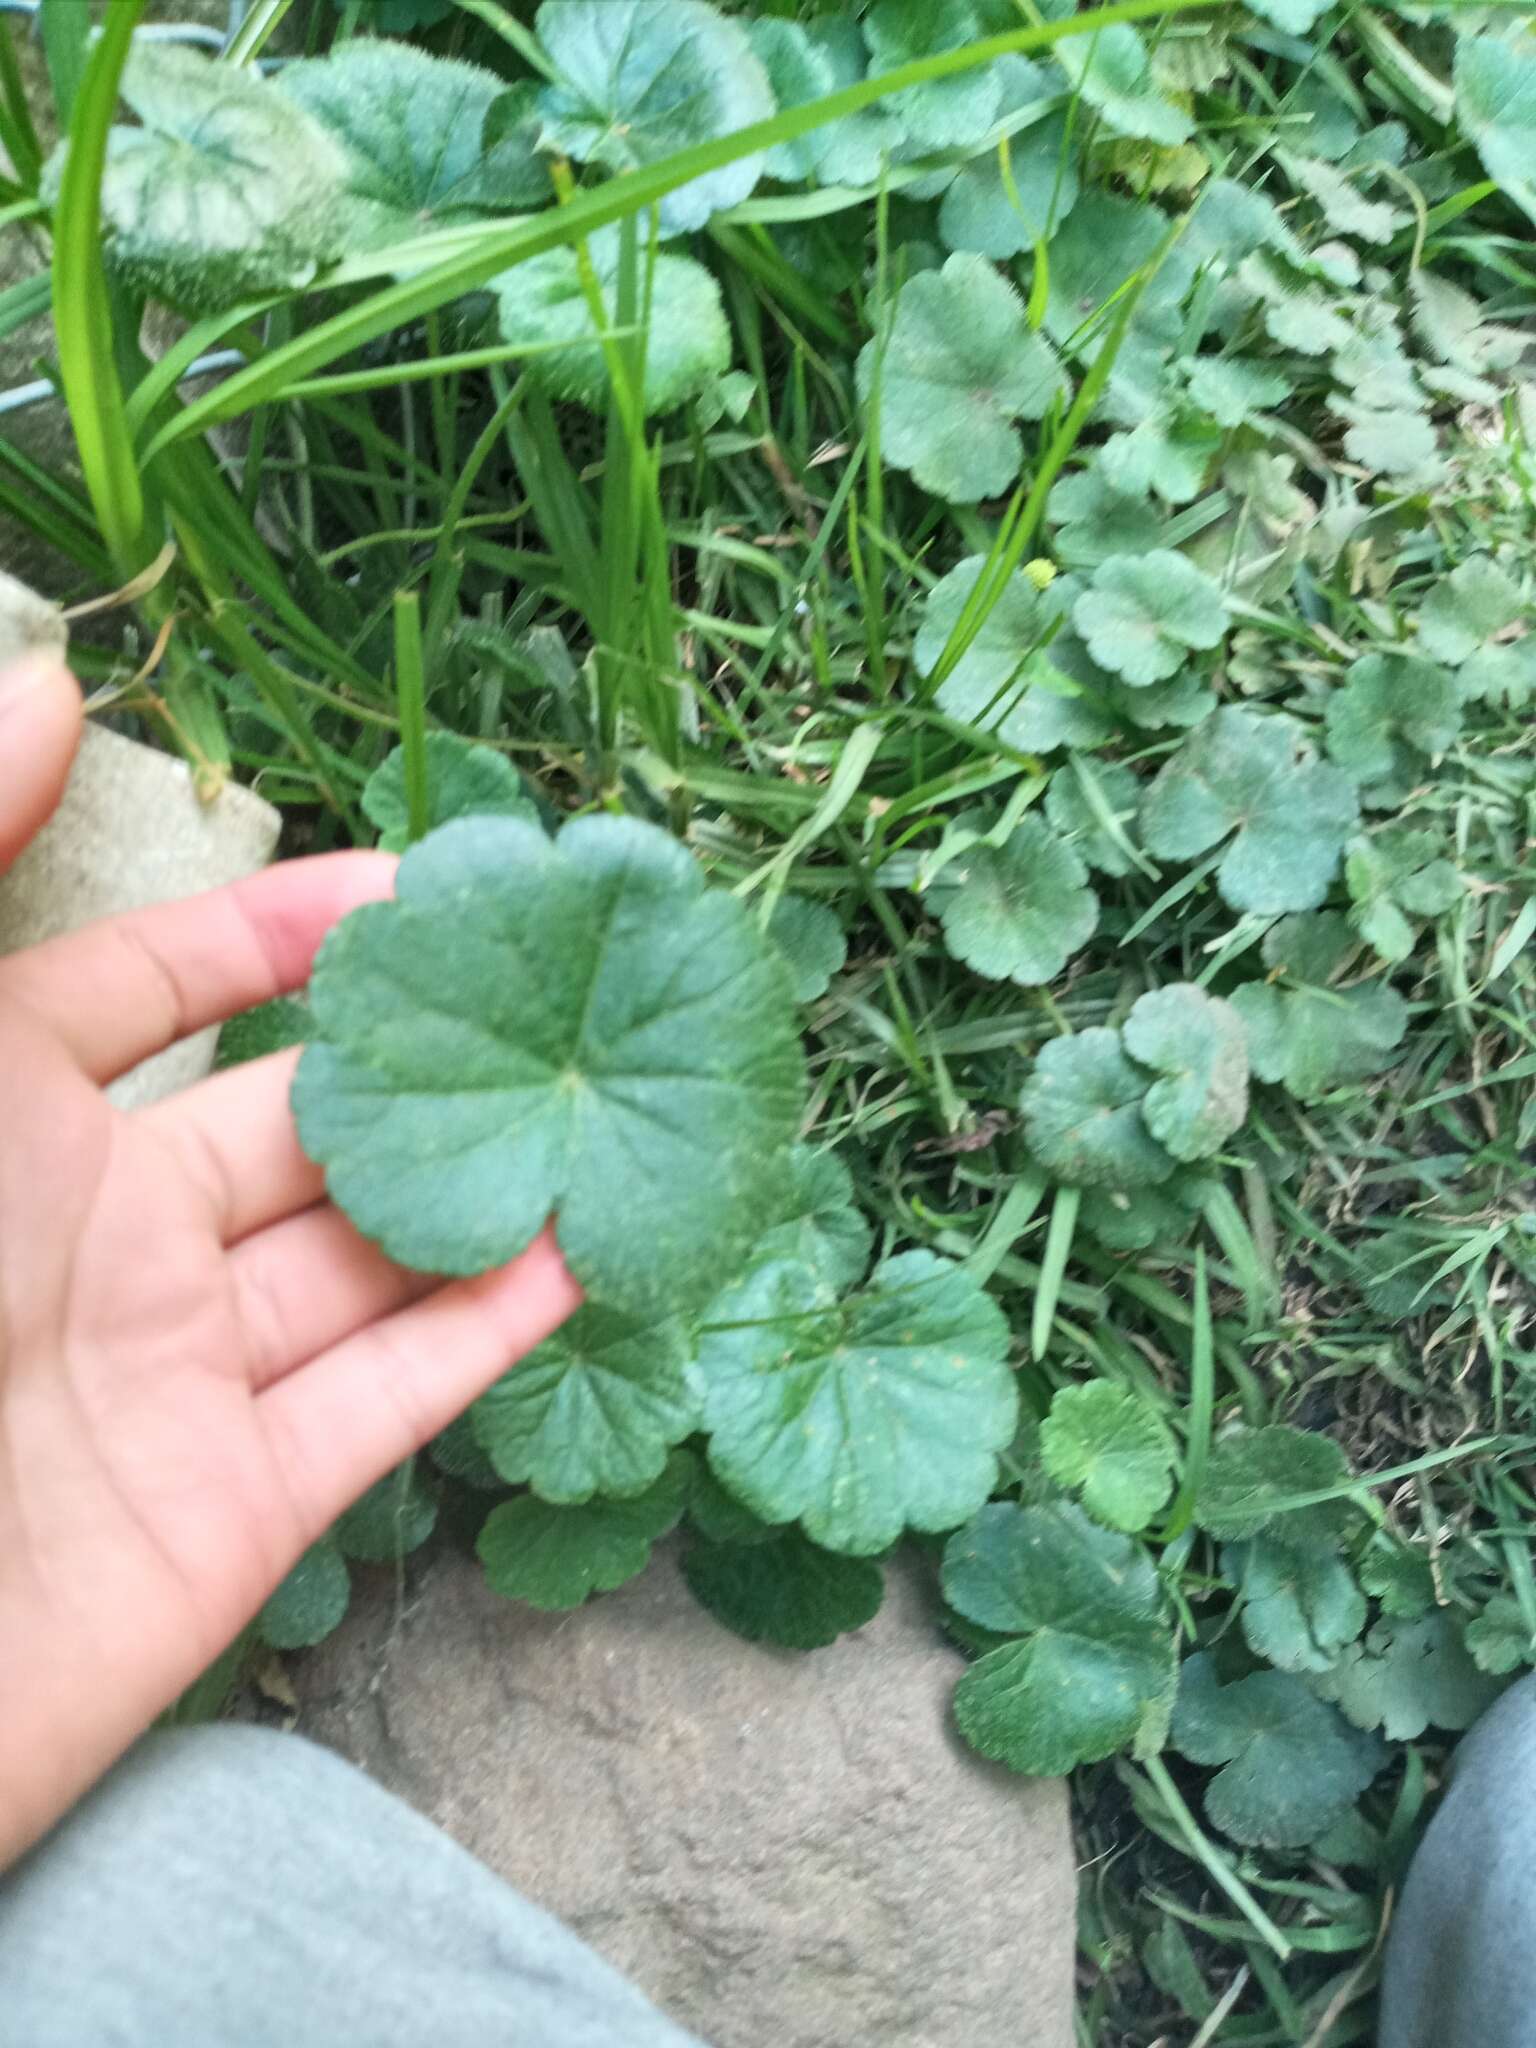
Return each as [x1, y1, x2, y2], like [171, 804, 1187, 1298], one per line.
[0, 656, 581, 1866]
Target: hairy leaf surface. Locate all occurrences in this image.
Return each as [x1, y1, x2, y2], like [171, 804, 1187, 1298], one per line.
[294, 816, 804, 1316]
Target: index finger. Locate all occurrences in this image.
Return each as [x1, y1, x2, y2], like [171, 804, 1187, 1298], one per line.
[0, 849, 396, 1082]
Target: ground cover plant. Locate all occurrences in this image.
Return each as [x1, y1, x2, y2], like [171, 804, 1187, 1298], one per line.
[6, 0, 1536, 2036]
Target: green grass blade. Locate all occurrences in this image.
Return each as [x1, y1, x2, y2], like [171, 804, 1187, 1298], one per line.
[49, 0, 151, 577]
[392, 593, 430, 844]
[1160, 1245, 1213, 1544]
[38, 0, 91, 130]
[1031, 1182, 1081, 1361]
[0, 22, 42, 189]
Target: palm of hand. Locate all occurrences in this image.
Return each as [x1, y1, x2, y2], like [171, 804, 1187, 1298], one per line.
[0, 666, 578, 1863]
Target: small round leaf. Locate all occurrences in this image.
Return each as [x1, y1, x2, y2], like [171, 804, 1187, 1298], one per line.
[700, 1251, 1017, 1556]
[472, 1307, 700, 1505]
[1171, 1652, 1385, 1848]
[939, 817, 1099, 987]
[682, 1531, 884, 1650]
[1040, 1382, 1175, 1533]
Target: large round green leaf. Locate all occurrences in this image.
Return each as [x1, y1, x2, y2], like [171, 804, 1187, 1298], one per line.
[493, 227, 730, 415]
[1140, 706, 1360, 914]
[277, 42, 549, 232]
[472, 1306, 700, 1504]
[86, 46, 355, 309]
[1073, 551, 1228, 687]
[944, 1502, 1177, 1774]
[700, 1251, 1016, 1555]
[293, 815, 804, 1317]
[858, 255, 1068, 503]
[534, 0, 775, 234]
[939, 817, 1099, 987]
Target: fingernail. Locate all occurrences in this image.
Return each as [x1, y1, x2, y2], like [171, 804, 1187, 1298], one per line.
[0, 651, 67, 712]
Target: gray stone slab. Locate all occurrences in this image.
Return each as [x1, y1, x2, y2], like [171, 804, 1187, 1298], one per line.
[0, 722, 281, 1106]
[293, 1543, 1077, 2048]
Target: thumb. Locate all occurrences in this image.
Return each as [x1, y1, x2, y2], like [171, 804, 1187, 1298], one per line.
[0, 654, 84, 872]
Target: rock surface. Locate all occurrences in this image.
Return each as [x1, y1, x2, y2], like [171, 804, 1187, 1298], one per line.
[0, 721, 281, 1106]
[0, 566, 67, 670]
[292, 1544, 1077, 2048]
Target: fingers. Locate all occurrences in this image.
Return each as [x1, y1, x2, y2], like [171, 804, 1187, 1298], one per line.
[228, 1202, 432, 1390]
[137, 1048, 323, 1243]
[258, 1226, 582, 1537]
[0, 655, 83, 871]
[0, 848, 395, 1081]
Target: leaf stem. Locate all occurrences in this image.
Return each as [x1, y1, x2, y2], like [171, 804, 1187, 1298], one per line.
[1140, 1754, 1293, 1961]
[392, 591, 431, 845]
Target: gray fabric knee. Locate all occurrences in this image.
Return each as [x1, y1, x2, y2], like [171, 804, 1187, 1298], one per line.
[0, 1723, 706, 2048]
[1379, 1672, 1536, 2048]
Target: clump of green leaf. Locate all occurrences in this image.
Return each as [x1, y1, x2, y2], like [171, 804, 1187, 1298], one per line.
[1019, 984, 1248, 1191]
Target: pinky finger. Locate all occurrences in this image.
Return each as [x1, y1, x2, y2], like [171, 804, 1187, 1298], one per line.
[256, 1226, 581, 1538]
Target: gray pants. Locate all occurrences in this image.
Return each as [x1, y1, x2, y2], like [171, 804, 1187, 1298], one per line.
[0, 1724, 705, 2047]
[1380, 1671, 1536, 2046]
